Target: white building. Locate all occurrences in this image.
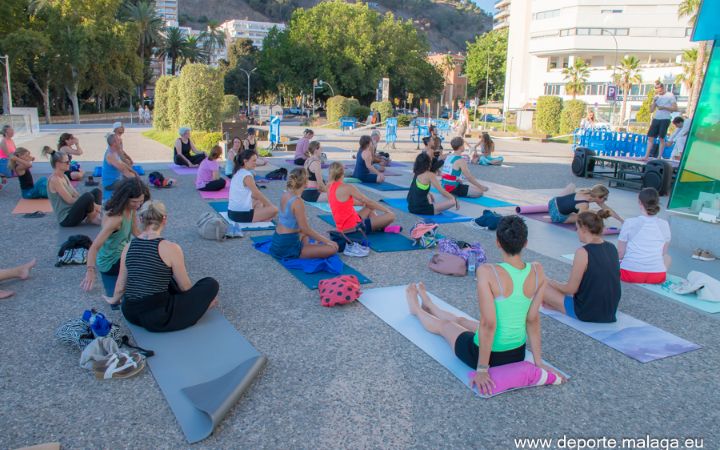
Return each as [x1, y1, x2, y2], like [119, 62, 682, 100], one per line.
[503, 1, 696, 125]
[155, 0, 178, 23]
[218, 19, 286, 57]
[494, 0, 510, 30]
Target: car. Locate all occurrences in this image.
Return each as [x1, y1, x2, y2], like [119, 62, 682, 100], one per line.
[288, 107, 302, 115]
[480, 114, 503, 123]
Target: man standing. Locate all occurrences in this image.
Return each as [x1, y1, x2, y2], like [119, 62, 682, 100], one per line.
[645, 82, 677, 159]
[455, 100, 469, 138]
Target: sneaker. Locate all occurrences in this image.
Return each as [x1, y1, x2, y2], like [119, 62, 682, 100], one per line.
[692, 249, 716, 261]
[344, 242, 370, 257]
[225, 223, 244, 238]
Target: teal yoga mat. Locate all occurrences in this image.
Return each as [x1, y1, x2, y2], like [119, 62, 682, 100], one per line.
[317, 214, 422, 252]
[362, 181, 408, 191]
[430, 187, 516, 207]
[249, 236, 372, 289]
[381, 198, 472, 224]
[125, 309, 266, 443]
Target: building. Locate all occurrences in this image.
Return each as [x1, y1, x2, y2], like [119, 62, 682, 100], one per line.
[493, 0, 510, 30]
[218, 19, 286, 57]
[428, 53, 468, 115]
[155, 0, 178, 23]
[503, 1, 696, 125]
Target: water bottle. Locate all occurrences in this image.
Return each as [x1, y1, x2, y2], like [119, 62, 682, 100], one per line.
[467, 250, 477, 279]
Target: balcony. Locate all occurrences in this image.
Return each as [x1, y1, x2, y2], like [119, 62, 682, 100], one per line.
[495, 0, 510, 9]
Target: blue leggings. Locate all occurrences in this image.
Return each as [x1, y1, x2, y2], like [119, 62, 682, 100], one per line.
[21, 177, 48, 199]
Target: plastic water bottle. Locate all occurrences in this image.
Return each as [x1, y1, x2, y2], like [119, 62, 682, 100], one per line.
[467, 250, 477, 279]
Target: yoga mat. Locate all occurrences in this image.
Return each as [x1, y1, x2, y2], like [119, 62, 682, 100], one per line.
[318, 215, 421, 252]
[430, 188, 516, 208]
[522, 212, 620, 235]
[218, 212, 275, 231]
[344, 177, 361, 184]
[343, 164, 402, 176]
[12, 198, 53, 214]
[249, 236, 371, 289]
[198, 186, 230, 200]
[516, 204, 549, 214]
[304, 201, 362, 214]
[560, 255, 720, 314]
[285, 159, 329, 168]
[541, 307, 700, 363]
[381, 197, 473, 224]
[359, 286, 568, 397]
[170, 164, 198, 175]
[361, 181, 408, 192]
[125, 309, 266, 443]
[133, 165, 145, 175]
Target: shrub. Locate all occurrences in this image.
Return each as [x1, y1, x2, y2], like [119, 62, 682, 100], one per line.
[350, 104, 371, 122]
[221, 95, 240, 121]
[559, 99, 587, 134]
[635, 89, 655, 124]
[166, 77, 181, 132]
[326, 95, 350, 125]
[535, 96, 563, 135]
[178, 64, 224, 132]
[370, 101, 393, 122]
[152, 76, 174, 130]
[396, 114, 413, 127]
[191, 131, 224, 153]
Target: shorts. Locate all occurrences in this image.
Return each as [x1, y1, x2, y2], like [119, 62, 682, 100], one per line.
[228, 209, 254, 223]
[620, 269, 666, 284]
[454, 331, 526, 368]
[0, 158, 10, 177]
[446, 183, 469, 197]
[359, 173, 378, 184]
[269, 232, 302, 259]
[647, 119, 671, 139]
[548, 198, 569, 223]
[563, 296, 578, 319]
[408, 202, 435, 216]
[294, 157, 306, 166]
[301, 189, 321, 202]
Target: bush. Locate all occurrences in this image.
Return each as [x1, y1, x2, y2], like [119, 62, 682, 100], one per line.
[350, 105, 371, 122]
[166, 77, 181, 132]
[636, 89, 655, 124]
[191, 131, 224, 153]
[397, 114, 413, 127]
[178, 64, 224, 132]
[370, 101, 393, 122]
[326, 95, 350, 125]
[152, 76, 174, 131]
[535, 96, 563, 135]
[221, 94, 240, 121]
[559, 99, 587, 135]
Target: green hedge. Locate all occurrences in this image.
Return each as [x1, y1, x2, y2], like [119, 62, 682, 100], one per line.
[397, 114, 413, 127]
[535, 96, 563, 135]
[221, 94, 240, 121]
[559, 99, 587, 135]
[636, 90, 655, 124]
[370, 101, 393, 122]
[178, 64, 224, 132]
[142, 129, 222, 154]
[326, 95, 349, 125]
[350, 105, 371, 121]
[166, 77, 181, 132]
[153, 76, 173, 130]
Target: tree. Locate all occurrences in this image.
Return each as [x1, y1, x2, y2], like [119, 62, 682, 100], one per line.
[635, 89, 655, 124]
[177, 64, 223, 131]
[122, 0, 163, 95]
[535, 96, 563, 135]
[679, 0, 707, 117]
[562, 58, 589, 100]
[675, 48, 698, 96]
[613, 56, 642, 125]
[181, 35, 208, 67]
[465, 28, 508, 103]
[158, 27, 188, 76]
[559, 99, 587, 134]
[200, 20, 226, 64]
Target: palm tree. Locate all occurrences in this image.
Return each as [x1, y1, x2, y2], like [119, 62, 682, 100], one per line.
[679, 0, 706, 117]
[181, 35, 207, 68]
[675, 48, 698, 95]
[123, 1, 163, 96]
[613, 56, 642, 125]
[562, 58, 590, 99]
[158, 27, 188, 75]
[200, 20, 226, 64]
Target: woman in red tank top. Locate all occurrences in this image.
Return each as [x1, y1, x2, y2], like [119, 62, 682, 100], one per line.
[327, 162, 396, 233]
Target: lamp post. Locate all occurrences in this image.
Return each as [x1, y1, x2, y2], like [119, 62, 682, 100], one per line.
[238, 67, 257, 115]
[312, 80, 335, 117]
[602, 28, 619, 126]
[483, 50, 490, 125]
[0, 54, 13, 113]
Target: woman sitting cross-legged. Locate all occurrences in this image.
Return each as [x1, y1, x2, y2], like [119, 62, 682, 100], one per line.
[47, 151, 103, 227]
[477, 132, 504, 166]
[407, 152, 458, 216]
[81, 178, 149, 297]
[111, 200, 220, 332]
[352, 135, 385, 184]
[301, 141, 328, 203]
[541, 210, 621, 322]
[9, 147, 48, 199]
[406, 215, 560, 395]
[228, 150, 278, 223]
[174, 127, 206, 167]
[618, 187, 671, 284]
[195, 145, 227, 192]
[270, 169, 339, 259]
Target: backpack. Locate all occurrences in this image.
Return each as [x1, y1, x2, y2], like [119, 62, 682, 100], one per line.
[197, 212, 227, 241]
[437, 238, 487, 265]
[148, 171, 172, 188]
[410, 222, 439, 248]
[428, 253, 467, 277]
[265, 168, 287, 180]
[56, 234, 92, 267]
[319, 275, 361, 307]
[474, 209, 503, 231]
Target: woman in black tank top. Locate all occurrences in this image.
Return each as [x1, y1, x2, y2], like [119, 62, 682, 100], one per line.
[174, 127, 206, 167]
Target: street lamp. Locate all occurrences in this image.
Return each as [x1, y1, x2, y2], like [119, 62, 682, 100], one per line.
[312, 80, 335, 117]
[602, 28, 619, 126]
[238, 67, 257, 116]
[0, 54, 13, 113]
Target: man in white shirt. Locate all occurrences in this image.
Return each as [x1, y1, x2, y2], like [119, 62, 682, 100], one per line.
[667, 116, 690, 160]
[454, 100, 469, 138]
[644, 82, 677, 159]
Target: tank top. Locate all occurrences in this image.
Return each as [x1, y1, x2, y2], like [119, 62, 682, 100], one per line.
[228, 168, 253, 212]
[48, 176, 74, 223]
[0, 137, 16, 158]
[441, 155, 463, 189]
[574, 242, 621, 323]
[328, 181, 360, 231]
[407, 175, 431, 211]
[124, 238, 173, 301]
[278, 195, 299, 229]
[180, 138, 193, 157]
[474, 262, 536, 352]
[246, 138, 256, 151]
[18, 169, 34, 190]
[96, 212, 133, 272]
[304, 158, 321, 182]
[102, 148, 122, 189]
[555, 193, 589, 216]
[352, 148, 371, 179]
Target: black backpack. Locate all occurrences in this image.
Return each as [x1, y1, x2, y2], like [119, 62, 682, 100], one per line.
[56, 234, 93, 267]
[265, 168, 288, 180]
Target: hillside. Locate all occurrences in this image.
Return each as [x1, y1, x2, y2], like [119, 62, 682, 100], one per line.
[179, 0, 492, 53]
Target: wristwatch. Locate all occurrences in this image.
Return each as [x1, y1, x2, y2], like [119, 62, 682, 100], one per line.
[476, 364, 489, 373]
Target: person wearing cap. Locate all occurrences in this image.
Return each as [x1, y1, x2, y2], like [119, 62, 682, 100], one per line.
[174, 127, 206, 167]
[112, 122, 135, 168]
[293, 129, 313, 166]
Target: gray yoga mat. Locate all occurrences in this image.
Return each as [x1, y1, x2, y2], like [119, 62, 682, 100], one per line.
[126, 309, 267, 443]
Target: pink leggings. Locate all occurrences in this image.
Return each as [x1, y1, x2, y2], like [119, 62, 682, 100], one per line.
[469, 361, 561, 395]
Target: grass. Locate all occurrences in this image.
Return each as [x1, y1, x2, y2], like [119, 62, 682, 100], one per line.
[142, 129, 176, 149]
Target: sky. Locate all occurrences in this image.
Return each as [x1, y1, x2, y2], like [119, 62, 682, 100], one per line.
[471, 0, 497, 13]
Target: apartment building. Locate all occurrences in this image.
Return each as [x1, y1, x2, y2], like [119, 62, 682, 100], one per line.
[503, 1, 696, 124]
[218, 19, 286, 56]
[494, 0, 510, 30]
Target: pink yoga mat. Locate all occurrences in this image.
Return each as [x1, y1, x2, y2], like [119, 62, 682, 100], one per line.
[170, 164, 198, 175]
[522, 212, 620, 235]
[516, 204, 549, 214]
[198, 186, 230, 199]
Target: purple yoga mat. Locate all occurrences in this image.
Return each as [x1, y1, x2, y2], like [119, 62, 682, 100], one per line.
[522, 212, 620, 235]
[170, 164, 199, 175]
[516, 204, 549, 214]
[285, 159, 329, 169]
[198, 186, 230, 200]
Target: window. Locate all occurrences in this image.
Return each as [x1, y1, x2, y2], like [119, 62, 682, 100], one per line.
[533, 9, 560, 20]
[601, 9, 623, 14]
[559, 28, 575, 37]
[544, 83, 562, 95]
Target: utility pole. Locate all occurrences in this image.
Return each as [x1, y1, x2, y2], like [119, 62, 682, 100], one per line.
[484, 50, 490, 125]
[238, 67, 257, 116]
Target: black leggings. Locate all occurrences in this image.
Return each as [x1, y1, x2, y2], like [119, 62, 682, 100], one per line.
[174, 153, 206, 166]
[198, 178, 226, 191]
[60, 188, 102, 227]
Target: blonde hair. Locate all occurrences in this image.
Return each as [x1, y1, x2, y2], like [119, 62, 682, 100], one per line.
[8, 147, 30, 171]
[328, 162, 345, 182]
[40, 145, 55, 158]
[308, 141, 321, 156]
[287, 168, 308, 191]
[138, 200, 166, 230]
[578, 184, 609, 201]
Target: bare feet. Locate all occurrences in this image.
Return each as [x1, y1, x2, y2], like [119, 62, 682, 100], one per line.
[209, 298, 219, 309]
[405, 283, 421, 315]
[0, 289, 15, 299]
[417, 282, 434, 314]
[18, 258, 37, 280]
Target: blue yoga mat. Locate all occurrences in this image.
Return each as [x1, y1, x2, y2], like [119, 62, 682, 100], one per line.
[430, 187, 516, 207]
[381, 197, 472, 224]
[317, 215, 421, 252]
[249, 236, 372, 289]
[362, 182, 408, 191]
[209, 201, 228, 213]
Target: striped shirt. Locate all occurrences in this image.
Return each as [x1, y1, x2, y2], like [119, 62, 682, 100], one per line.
[124, 237, 173, 301]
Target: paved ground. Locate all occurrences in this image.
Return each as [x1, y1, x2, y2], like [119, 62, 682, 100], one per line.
[1, 125, 718, 449]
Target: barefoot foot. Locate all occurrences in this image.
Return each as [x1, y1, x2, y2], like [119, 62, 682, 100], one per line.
[0, 289, 16, 299]
[405, 284, 421, 315]
[18, 258, 37, 280]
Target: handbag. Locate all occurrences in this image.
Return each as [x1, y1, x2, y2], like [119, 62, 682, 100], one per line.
[319, 275, 361, 307]
[428, 253, 467, 277]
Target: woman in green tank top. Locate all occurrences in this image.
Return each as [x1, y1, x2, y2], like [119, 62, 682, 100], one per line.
[81, 178, 149, 298]
[407, 216, 562, 395]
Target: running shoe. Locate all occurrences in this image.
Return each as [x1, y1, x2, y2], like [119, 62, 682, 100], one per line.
[343, 242, 370, 257]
